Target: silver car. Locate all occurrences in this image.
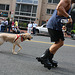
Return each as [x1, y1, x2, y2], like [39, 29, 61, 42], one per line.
[35, 24, 48, 35]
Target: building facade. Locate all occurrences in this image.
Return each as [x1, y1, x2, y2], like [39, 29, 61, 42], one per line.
[0, 0, 38, 23]
[0, 0, 16, 19]
[36, 0, 59, 25]
[0, 0, 75, 26]
[15, 0, 38, 23]
[0, 0, 60, 25]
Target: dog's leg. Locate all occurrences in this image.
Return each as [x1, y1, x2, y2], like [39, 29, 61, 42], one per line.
[0, 38, 4, 45]
[17, 44, 22, 53]
[12, 44, 17, 54]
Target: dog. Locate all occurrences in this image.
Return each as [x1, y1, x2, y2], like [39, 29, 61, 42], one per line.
[0, 33, 33, 54]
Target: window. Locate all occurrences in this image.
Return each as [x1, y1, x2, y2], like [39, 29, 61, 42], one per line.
[43, 25, 46, 28]
[32, 6, 37, 13]
[17, 0, 21, 2]
[21, 5, 32, 12]
[32, 14, 36, 17]
[47, 9, 50, 14]
[18, 0, 38, 4]
[48, 0, 60, 3]
[48, 0, 52, 3]
[0, 4, 9, 11]
[15, 12, 19, 15]
[20, 12, 31, 16]
[51, 9, 54, 14]
[15, 4, 37, 17]
[6, 5, 9, 10]
[22, 0, 32, 3]
[47, 9, 54, 15]
[34, 1, 38, 4]
[15, 1, 38, 23]
[33, 0, 38, 4]
[31, 18, 35, 21]
[0, 4, 5, 10]
[15, 4, 20, 11]
[53, 0, 60, 3]
[0, 11, 8, 17]
[19, 17, 30, 20]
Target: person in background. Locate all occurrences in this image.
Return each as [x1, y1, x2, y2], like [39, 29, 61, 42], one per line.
[0, 12, 3, 16]
[4, 18, 8, 32]
[1, 18, 5, 32]
[12, 20, 16, 32]
[27, 22, 32, 34]
[62, 26, 67, 37]
[15, 20, 18, 29]
[8, 19, 12, 33]
[15, 20, 20, 34]
[0, 21, 1, 31]
[33, 21, 38, 35]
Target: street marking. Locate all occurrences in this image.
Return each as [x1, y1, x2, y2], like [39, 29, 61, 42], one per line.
[27, 40, 75, 48]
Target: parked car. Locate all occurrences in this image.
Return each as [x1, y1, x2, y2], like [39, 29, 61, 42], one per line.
[35, 24, 48, 34]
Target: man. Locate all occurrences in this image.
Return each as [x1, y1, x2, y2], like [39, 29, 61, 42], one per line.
[1, 18, 5, 32]
[4, 18, 8, 32]
[36, 0, 75, 69]
[8, 19, 12, 33]
[27, 22, 32, 34]
[0, 21, 1, 31]
[33, 21, 38, 35]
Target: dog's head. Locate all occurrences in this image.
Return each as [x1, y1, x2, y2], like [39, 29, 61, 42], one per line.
[21, 33, 33, 41]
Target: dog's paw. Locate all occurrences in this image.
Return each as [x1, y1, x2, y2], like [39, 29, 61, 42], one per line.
[13, 52, 18, 54]
[17, 50, 20, 52]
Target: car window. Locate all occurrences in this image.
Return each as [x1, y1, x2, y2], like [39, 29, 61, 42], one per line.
[43, 25, 46, 28]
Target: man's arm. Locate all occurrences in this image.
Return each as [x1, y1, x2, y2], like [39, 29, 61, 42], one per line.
[56, 0, 71, 18]
[56, 0, 72, 24]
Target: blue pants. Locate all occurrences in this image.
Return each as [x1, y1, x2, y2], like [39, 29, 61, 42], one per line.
[33, 27, 36, 34]
[1, 26, 5, 32]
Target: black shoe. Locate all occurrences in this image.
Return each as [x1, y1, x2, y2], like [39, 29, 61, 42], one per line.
[36, 49, 52, 70]
[36, 57, 52, 70]
[47, 49, 58, 67]
[50, 60, 58, 67]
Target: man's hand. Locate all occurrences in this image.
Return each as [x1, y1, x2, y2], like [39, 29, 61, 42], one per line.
[68, 17, 72, 24]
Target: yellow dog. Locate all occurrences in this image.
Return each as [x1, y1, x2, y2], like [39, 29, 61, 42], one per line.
[0, 33, 33, 54]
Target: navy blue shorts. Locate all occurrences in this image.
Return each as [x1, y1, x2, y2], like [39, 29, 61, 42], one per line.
[48, 28, 65, 42]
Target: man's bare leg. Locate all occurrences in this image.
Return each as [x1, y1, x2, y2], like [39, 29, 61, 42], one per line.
[49, 39, 64, 54]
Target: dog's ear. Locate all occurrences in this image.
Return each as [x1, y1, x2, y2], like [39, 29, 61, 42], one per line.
[22, 34, 27, 38]
[21, 34, 28, 41]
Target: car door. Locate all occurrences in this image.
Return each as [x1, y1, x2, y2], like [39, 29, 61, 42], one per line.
[40, 24, 48, 33]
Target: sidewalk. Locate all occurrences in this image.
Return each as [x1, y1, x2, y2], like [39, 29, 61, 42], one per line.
[20, 30, 27, 33]
[20, 29, 71, 38]
[1, 29, 71, 38]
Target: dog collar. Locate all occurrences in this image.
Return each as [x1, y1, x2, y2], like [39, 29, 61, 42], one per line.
[14, 34, 20, 42]
[21, 35, 25, 42]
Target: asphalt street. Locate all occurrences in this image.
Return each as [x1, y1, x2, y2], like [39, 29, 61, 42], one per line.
[0, 34, 75, 75]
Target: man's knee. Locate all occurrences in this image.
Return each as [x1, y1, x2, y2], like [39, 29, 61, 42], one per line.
[59, 40, 64, 47]
[55, 40, 64, 47]
[60, 41, 64, 46]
